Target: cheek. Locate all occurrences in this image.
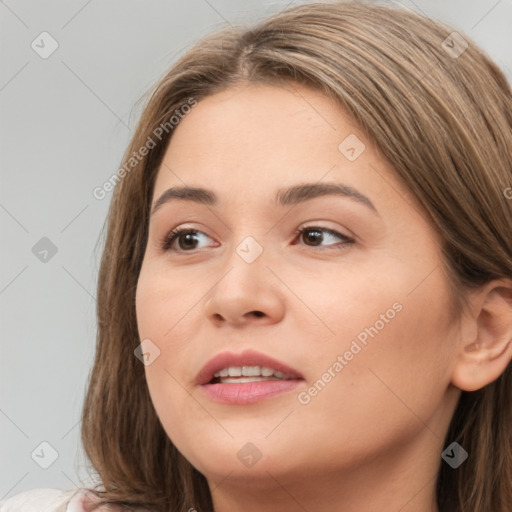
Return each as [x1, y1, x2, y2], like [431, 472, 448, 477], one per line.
[135, 263, 208, 444]
[291, 301, 455, 469]
[135, 262, 197, 341]
[298, 261, 456, 434]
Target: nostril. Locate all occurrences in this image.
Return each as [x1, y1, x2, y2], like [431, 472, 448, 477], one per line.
[252, 311, 264, 317]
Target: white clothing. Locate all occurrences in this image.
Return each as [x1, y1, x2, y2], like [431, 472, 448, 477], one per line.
[0, 488, 99, 512]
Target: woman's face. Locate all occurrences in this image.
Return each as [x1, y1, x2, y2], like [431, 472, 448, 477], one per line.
[136, 82, 462, 500]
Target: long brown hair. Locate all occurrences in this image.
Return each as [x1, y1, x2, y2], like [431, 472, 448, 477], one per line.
[81, 2, 512, 511]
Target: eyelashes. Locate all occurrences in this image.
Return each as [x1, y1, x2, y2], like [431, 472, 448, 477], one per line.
[159, 225, 355, 254]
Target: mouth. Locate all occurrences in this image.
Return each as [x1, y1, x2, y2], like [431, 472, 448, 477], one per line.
[196, 349, 305, 404]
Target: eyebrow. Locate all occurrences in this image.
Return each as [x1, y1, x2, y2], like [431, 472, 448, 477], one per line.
[150, 182, 379, 217]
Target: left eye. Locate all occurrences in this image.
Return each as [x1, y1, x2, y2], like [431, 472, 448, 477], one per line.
[160, 226, 354, 253]
[293, 226, 355, 250]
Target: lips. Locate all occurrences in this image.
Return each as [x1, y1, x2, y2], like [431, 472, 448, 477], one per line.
[195, 349, 304, 386]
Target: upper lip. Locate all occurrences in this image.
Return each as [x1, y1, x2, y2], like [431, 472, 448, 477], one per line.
[195, 349, 304, 385]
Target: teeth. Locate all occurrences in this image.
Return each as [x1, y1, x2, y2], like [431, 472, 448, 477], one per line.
[212, 366, 290, 380]
[221, 376, 281, 384]
[242, 365, 261, 376]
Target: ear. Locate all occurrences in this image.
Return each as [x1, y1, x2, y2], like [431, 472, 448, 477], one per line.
[451, 278, 512, 392]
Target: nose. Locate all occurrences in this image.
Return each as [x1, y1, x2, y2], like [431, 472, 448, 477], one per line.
[203, 245, 286, 328]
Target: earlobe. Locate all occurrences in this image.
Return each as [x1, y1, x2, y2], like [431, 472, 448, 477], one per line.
[451, 278, 512, 392]
[452, 338, 512, 392]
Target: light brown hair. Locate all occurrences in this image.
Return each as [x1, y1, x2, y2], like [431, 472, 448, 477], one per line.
[81, 2, 512, 511]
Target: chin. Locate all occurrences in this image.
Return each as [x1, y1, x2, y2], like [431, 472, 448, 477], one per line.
[179, 436, 308, 484]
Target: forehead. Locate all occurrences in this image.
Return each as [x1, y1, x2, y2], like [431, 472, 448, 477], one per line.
[151, 82, 413, 213]
[166, 81, 350, 145]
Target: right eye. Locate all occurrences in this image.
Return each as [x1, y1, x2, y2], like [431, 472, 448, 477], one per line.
[160, 227, 215, 252]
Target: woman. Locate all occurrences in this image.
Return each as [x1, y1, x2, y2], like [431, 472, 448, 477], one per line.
[3, 1, 511, 511]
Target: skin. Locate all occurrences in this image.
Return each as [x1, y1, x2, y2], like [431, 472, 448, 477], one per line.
[135, 81, 512, 512]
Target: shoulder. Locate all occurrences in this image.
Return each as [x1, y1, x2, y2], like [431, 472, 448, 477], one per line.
[0, 488, 102, 512]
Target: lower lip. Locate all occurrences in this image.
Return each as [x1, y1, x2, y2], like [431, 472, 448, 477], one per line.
[200, 379, 304, 404]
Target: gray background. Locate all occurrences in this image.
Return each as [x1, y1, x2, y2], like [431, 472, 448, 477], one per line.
[1, 0, 511, 501]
